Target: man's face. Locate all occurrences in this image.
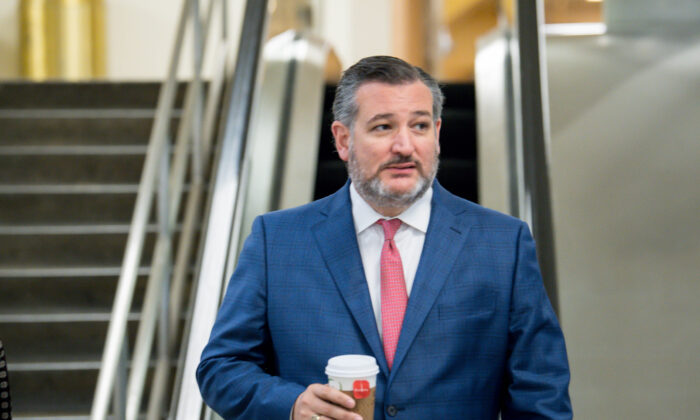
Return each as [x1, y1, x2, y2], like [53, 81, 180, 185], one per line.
[332, 81, 441, 212]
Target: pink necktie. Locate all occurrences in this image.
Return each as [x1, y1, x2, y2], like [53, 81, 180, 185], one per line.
[377, 218, 407, 370]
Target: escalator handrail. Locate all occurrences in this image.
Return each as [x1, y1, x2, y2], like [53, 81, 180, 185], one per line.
[171, 1, 270, 419]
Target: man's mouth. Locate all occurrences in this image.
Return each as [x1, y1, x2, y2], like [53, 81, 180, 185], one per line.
[386, 163, 416, 172]
[387, 162, 415, 169]
[381, 161, 419, 176]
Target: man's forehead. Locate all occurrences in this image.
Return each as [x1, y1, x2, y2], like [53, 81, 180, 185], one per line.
[355, 79, 429, 95]
[355, 80, 433, 118]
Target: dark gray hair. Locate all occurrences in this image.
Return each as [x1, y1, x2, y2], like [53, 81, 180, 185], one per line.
[332, 56, 444, 129]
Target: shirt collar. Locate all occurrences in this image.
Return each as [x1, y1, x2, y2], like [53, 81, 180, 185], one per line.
[350, 182, 432, 235]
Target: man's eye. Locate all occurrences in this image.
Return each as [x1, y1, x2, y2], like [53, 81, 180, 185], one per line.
[414, 122, 430, 130]
[373, 124, 390, 131]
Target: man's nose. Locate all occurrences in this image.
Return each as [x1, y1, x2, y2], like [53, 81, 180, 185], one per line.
[391, 127, 414, 155]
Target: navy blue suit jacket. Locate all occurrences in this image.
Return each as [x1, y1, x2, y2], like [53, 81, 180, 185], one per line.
[197, 181, 572, 419]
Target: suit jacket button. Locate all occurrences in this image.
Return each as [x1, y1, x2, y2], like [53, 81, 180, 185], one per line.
[386, 405, 398, 417]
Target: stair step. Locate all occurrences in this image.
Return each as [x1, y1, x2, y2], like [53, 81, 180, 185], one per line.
[0, 312, 141, 323]
[0, 144, 149, 155]
[0, 275, 148, 316]
[8, 367, 173, 418]
[0, 150, 209, 185]
[0, 188, 138, 224]
[0, 81, 187, 109]
[0, 266, 151, 278]
[3, 323, 178, 416]
[0, 274, 191, 318]
[0, 231, 162, 267]
[1, 320, 139, 365]
[1, 318, 185, 365]
[0, 223, 181, 235]
[0, 116, 180, 146]
[0, 109, 179, 119]
[9, 358, 172, 372]
[0, 183, 196, 194]
[0, 190, 138, 225]
[0, 183, 140, 194]
[9, 369, 99, 417]
[7, 368, 161, 417]
[1, 152, 146, 184]
[10, 361, 103, 372]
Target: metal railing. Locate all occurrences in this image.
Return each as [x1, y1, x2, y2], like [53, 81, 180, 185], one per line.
[92, 0, 332, 417]
[171, 1, 269, 418]
[90, 0, 236, 418]
[171, 25, 332, 420]
[474, 0, 559, 312]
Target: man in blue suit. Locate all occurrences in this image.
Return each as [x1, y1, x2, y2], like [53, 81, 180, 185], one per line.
[197, 56, 571, 419]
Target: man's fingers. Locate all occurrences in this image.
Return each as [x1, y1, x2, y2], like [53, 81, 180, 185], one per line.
[311, 383, 356, 409]
[308, 398, 359, 420]
[294, 384, 361, 420]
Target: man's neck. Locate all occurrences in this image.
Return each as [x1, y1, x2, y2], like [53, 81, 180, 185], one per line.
[349, 183, 433, 236]
[369, 203, 406, 218]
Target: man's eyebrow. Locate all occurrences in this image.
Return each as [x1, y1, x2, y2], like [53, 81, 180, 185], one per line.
[366, 113, 393, 124]
[365, 110, 432, 124]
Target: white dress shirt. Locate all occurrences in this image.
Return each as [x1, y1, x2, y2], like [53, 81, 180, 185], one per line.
[349, 183, 432, 338]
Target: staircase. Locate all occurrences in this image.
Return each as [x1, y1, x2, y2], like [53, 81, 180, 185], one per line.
[314, 83, 478, 202]
[0, 82, 185, 418]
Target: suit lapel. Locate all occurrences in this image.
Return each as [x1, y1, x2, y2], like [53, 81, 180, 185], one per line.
[389, 183, 471, 378]
[311, 185, 389, 375]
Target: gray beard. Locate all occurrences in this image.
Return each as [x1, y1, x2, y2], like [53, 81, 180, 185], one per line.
[347, 142, 439, 210]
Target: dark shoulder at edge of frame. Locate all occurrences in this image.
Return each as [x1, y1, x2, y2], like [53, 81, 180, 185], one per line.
[0, 340, 10, 419]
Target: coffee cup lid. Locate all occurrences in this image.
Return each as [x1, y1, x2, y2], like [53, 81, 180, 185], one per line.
[325, 354, 379, 378]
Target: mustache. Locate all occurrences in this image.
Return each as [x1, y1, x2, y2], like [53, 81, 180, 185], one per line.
[378, 155, 421, 171]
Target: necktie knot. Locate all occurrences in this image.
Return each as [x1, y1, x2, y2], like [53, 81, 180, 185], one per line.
[377, 218, 402, 241]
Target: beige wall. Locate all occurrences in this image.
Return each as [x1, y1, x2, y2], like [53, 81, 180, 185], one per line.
[0, 1, 19, 79]
[103, 0, 186, 79]
[0, 0, 393, 80]
[547, 32, 700, 419]
[317, 0, 393, 69]
[477, 4, 700, 416]
[0, 0, 205, 80]
[95, 0, 245, 80]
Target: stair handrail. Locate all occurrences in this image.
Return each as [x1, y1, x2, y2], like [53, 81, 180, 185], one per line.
[124, 0, 229, 418]
[140, 14, 233, 420]
[171, 1, 269, 418]
[90, 0, 227, 418]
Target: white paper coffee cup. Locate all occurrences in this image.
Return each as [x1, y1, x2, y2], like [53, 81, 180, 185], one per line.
[326, 355, 379, 420]
[325, 354, 379, 390]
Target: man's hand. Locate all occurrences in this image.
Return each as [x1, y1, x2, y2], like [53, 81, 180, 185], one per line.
[293, 383, 362, 420]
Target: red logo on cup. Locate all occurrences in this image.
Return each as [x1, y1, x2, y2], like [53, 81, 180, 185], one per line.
[353, 380, 370, 399]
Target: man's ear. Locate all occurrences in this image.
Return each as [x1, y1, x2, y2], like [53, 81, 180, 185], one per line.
[435, 118, 442, 154]
[332, 121, 351, 162]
